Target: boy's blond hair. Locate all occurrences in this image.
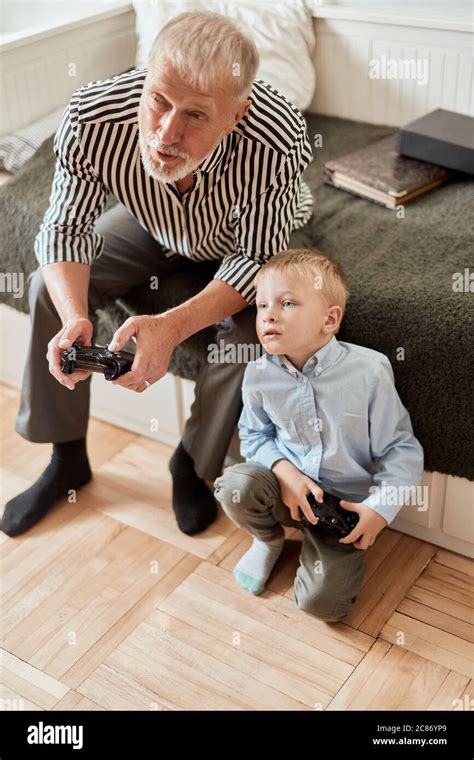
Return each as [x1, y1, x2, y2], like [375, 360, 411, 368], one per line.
[256, 248, 350, 323]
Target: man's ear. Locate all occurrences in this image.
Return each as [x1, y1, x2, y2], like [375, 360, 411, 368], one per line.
[226, 98, 251, 133]
[238, 98, 252, 122]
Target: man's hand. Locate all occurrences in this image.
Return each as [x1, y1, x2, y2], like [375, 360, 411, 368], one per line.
[108, 313, 178, 392]
[47, 318, 94, 390]
[338, 501, 388, 550]
[271, 459, 323, 525]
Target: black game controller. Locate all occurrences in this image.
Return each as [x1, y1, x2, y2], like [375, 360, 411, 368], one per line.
[60, 343, 135, 381]
[300, 491, 359, 537]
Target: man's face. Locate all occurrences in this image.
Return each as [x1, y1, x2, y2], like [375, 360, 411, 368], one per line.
[138, 60, 249, 183]
[256, 270, 340, 366]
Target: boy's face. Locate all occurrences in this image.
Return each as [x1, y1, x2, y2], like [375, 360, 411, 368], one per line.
[255, 269, 341, 367]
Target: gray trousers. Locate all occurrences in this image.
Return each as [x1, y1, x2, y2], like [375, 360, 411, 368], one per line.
[15, 203, 259, 481]
[214, 463, 367, 621]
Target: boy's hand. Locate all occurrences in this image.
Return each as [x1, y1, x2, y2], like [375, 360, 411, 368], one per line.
[338, 501, 387, 550]
[271, 459, 323, 525]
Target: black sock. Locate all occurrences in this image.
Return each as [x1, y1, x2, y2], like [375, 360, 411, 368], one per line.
[1, 438, 92, 537]
[169, 441, 217, 535]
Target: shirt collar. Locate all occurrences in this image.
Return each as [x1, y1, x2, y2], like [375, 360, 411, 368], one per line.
[197, 134, 228, 174]
[276, 336, 342, 377]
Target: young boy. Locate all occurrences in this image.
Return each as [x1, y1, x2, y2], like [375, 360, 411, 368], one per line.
[214, 248, 424, 622]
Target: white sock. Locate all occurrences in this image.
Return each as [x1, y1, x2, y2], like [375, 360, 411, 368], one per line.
[233, 535, 285, 595]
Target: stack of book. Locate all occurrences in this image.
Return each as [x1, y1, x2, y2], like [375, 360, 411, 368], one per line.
[323, 109, 473, 209]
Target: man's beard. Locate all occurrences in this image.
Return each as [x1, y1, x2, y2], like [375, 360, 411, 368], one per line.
[138, 129, 224, 184]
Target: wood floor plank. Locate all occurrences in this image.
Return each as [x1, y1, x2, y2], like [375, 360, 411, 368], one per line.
[360, 529, 403, 586]
[456, 679, 474, 712]
[427, 671, 471, 710]
[0, 683, 43, 711]
[343, 537, 436, 636]
[405, 584, 473, 624]
[1, 510, 194, 681]
[187, 562, 373, 664]
[1, 469, 33, 512]
[52, 691, 105, 710]
[60, 554, 201, 690]
[381, 612, 474, 678]
[397, 598, 473, 642]
[26, 530, 190, 678]
[1, 512, 125, 641]
[207, 526, 245, 565]
[0, 500, 109, 605]
[416, 574, 473, 608]
[122, 610, 315, 710]
[84, 438, 235, 559]
[0, 649, 69, 710]
[422, 561, 474, 600]
[78, 569, 369, 712]
[369, 649, 439, 710]
[78, 659, 180, 711]
[326, 640, 391, 710]
[400, 658, 462, 711]
[327, 641, 466, 711]
[159, 584, 341, 704]
[434, 549, 474, 577]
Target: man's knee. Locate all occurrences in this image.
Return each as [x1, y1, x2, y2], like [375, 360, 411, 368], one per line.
[26, 268, 62, 323]
[294, 580, 358, 623]
[27, 268, 47, 303]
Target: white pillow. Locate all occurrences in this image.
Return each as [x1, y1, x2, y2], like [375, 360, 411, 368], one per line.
[132, 0, 316, 111]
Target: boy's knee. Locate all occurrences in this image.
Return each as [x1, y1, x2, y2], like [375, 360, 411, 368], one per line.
[213, 464, 258, 509]
[294, 582, 357, 623]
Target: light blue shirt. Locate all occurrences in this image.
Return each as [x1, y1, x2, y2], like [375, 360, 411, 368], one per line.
[238, 335, 424, 524]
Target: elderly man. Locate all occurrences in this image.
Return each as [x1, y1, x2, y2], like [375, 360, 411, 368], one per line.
[2, 10, 313, 537]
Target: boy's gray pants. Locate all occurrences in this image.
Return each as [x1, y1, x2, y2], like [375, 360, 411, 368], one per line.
[14, 203, 259, 481]
[214, 463, 367, 621]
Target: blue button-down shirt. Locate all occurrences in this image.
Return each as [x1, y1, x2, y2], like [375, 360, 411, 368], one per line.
[238, 335, 424, 524]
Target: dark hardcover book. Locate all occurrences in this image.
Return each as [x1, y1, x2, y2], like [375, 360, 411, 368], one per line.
[323, 135, 447, 208]
[398, 108, 474, 175]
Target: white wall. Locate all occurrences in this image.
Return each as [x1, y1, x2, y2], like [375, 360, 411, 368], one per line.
[308, 3, 474, 125]
[0, 1, 136, 135]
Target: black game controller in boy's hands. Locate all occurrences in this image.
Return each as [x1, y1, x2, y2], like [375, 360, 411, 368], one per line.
[300, 491, 360, 537]
[60, 343, 135, 381]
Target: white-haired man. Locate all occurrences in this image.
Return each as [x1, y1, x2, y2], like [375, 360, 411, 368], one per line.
[4, 11, 314, 537]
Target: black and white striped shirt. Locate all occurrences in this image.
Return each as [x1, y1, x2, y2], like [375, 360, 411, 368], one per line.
[35, 67, 314, 303]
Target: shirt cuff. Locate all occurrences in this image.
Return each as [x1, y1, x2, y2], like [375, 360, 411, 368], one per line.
[213, 252, 262, 304]
[34, 231, 102, 266]
[361, 489, 401, 525]
[245, 440, 285, 472]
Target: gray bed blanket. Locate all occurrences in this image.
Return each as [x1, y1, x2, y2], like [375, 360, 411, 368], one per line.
[1, 114, 472, 480]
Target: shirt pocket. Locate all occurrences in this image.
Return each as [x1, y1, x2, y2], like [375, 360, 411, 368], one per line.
[265, 409, 309, 456]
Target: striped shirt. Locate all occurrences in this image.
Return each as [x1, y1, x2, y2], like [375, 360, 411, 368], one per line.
[35, 67, 314, 303]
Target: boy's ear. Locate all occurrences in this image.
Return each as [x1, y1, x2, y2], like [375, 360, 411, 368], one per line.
[324, 305, 343, 333]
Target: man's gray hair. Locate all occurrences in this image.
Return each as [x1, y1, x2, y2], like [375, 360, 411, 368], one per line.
[148, 10, 260, 102]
